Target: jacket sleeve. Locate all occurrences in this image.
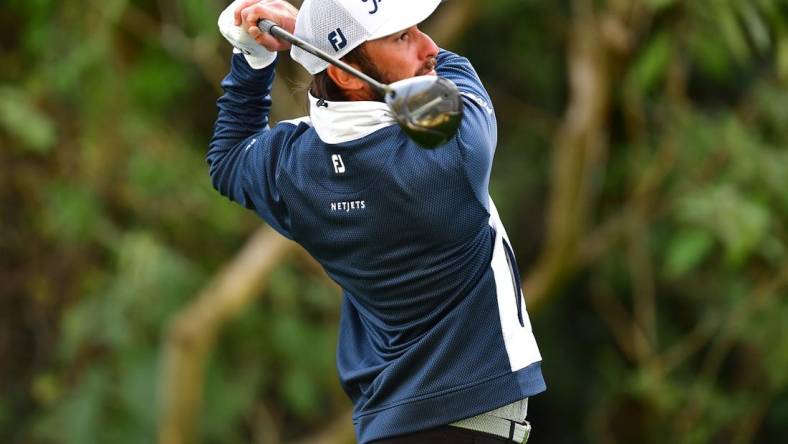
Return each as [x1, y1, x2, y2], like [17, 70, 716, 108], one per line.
[207, 53, 292, 238]
[435, 49, 498, 210]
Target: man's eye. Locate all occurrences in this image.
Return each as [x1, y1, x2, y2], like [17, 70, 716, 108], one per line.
[399, 32, 409, 41]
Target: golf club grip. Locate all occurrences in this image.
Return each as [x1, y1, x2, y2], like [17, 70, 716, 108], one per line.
[257, 19, 284, 40]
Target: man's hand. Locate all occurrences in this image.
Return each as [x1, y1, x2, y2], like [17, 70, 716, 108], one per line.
[233, 0, 298, 52]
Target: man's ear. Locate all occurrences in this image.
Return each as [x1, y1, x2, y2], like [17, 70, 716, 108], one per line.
[326, 64, 368, 98]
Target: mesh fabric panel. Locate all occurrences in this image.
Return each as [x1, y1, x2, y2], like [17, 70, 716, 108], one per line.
[292, 0, 370, 74]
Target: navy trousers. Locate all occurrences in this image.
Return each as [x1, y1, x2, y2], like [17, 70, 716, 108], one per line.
[371, 425, 519, 443]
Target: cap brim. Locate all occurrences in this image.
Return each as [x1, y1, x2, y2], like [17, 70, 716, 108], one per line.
[368, 0, 442, 40]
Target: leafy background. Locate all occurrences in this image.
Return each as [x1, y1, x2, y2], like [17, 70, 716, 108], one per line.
[1, 0, 787, 443]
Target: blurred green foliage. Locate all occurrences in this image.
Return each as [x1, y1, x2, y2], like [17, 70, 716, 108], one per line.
[1, 0, 786, 443]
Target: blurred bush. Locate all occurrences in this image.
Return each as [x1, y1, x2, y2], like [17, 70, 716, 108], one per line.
[1, 0, 786, 443]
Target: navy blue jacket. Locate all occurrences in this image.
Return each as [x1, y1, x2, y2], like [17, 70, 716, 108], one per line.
[208, 49, 545, 443]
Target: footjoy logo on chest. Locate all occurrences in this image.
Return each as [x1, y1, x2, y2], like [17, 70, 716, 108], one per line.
[331, 154, 345, 174]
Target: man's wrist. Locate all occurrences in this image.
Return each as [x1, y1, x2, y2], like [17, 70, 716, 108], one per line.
[229, 52, 278, 91]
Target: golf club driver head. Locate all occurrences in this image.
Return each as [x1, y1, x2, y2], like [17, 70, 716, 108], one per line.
[385, 76, 464, 148]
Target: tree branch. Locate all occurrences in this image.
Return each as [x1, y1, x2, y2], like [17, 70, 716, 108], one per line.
[524, 0, 612, 311]
[157, 227, 297, 444]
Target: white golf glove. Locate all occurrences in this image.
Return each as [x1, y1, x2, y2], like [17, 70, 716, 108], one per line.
[218, 0, 277, 69]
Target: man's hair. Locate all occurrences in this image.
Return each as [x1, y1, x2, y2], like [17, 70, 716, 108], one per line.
[309, 44, 384, 102]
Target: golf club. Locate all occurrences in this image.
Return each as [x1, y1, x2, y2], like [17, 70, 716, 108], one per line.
[257, 19, 463, 148]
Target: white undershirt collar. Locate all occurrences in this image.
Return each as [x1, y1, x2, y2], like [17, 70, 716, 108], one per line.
[308, 92, 397, 145]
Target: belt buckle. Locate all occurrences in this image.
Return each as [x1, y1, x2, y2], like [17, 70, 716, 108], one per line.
[514, 420, 531, 443]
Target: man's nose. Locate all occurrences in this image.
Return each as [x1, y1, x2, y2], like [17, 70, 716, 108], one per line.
[416, 27, 439, 59]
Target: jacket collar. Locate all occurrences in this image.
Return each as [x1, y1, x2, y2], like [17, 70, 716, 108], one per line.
[308, 93, 397, 145]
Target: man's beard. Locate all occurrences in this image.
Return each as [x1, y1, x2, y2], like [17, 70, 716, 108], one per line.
[377, 57, 437, 82]
[416, 57, 437, 76]
[365, 57, 438, 100]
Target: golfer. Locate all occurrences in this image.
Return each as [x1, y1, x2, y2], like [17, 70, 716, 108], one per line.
[209, 0, 546, 442]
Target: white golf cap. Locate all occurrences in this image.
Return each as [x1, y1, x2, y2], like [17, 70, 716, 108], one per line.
[292, 0, 442, 75]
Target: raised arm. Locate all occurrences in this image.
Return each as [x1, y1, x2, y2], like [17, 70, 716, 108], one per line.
[206, 0, 298, 237]
[435, 49, 499, 209]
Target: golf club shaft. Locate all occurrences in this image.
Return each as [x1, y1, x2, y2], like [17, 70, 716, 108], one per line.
[257, 19, 389, 96]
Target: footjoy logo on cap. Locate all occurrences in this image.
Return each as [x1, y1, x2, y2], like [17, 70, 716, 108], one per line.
[328, 28, 347, 51]
[362, 0, 382, 15]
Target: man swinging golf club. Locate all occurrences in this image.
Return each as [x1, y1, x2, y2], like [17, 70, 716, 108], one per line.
[209, 0, 546, 442]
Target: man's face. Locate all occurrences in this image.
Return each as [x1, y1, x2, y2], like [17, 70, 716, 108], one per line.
[363, 25, 439, 84]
